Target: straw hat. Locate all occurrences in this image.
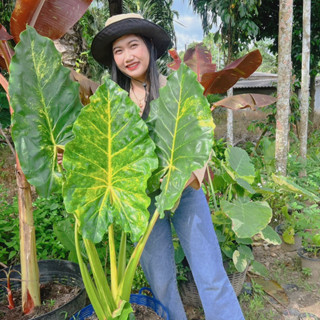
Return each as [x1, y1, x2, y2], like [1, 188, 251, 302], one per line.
[91, 13, 171, 67]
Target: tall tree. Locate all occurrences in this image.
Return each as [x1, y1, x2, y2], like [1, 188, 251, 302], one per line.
[254, 0, 320, 126]
[275, 0, 293, 175]
[299, 0, 311, 176]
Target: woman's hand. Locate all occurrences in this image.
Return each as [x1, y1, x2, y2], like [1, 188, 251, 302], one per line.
[185, 173, 199, 189]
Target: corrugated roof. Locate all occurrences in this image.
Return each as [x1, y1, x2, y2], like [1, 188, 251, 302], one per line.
[234, 72, 278, 89]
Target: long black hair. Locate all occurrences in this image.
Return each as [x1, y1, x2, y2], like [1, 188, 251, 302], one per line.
[110, 35, 160, 119]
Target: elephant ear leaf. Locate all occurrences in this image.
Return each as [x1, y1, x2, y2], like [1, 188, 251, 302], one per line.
[147, 63, 214, 215]
[62, 78, 158, 243]
[9, 26, 83, 197]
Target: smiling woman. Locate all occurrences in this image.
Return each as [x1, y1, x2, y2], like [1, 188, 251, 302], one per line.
[89, 12, 245, 320]
[112, 34, 150, 113]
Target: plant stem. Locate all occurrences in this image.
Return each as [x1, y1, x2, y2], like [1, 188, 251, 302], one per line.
[120, 209, 160, 301]
[108, 224, 118, 300]
[16, 166, 40, 312]
[206, 165, 218, 211]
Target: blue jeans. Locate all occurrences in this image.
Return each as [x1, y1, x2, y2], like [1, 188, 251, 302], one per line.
[140, 187, 245, 320]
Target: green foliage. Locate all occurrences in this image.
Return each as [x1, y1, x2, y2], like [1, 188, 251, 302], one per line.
[77, 3, 109, 81]
[0, 186, 70, 266]
[0, 186, 20, 266]
[206, 146, 280, 272]
[240, 280, 277, 320]
[33, 195, 70, 261]
[0, 90, 10, 129]
[0, 0, 15, 31]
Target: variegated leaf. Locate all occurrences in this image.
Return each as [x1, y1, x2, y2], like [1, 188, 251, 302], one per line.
[10, 26, 83, 197]
[147, 63, 215, 215]
[63, 78, 158, 243]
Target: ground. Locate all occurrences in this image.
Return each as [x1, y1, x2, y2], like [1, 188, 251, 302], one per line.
[1, 136, 320, 320]
[244, 243, 320, 320]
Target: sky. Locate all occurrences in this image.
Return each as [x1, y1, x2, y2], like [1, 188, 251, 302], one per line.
[171, 0, 205, 51]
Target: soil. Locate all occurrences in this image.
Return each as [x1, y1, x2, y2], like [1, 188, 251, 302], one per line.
[247, 242, 320, 319]
[0, 282, 80, 320]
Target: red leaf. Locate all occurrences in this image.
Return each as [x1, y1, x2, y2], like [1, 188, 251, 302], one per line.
[0, 24, 14, 71]
[10, 0, 93, 43]
[0, 25, 13, 41]
[23, 289, 35, 314]
[184, 43, 216, 81]
[0, 73, 9, 94]
[201, 50, 262, 95]
[69, 68, 99, 105]
[7, 288, 15, 310]
[167, 48, 181, 70]
[6, 272, 15, 310]
[212, 93, 277, 111]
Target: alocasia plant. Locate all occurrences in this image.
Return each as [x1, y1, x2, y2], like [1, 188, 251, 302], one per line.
[10, 26, 214, 319]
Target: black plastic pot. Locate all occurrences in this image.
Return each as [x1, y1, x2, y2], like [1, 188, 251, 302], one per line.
[297, 247, 320, 281]
[0, 260, 86, 320]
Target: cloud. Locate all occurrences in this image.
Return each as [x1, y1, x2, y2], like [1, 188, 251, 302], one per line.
[174, 14, 204, 51]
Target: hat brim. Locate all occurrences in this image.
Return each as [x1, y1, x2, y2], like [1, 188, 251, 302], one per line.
[91, 18, 171, 67]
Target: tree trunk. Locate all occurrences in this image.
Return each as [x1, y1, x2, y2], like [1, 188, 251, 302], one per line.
[108, 0, 123, 16]
[299, 0, 311, 177]
[309, 74, 316, 126]
[226, 88, 234, 146]
[275, 0, 293, 175]
[54, 22, 89, 77]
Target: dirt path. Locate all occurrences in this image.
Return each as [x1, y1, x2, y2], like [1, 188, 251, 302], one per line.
[248, 243, 320, 319]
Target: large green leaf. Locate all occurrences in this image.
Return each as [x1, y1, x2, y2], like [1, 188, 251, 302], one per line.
[272, 174, 320, 202]
[225, 146, 255, 184]
[147, 63, 214, 215]
[233, 244, 254, 272]
[260, 225, 282, 245]
[63, 78, 158, 243]
[221, 199, 272, 238]
[9, 26, 83, 197]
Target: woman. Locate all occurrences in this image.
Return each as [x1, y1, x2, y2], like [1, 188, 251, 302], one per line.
[91, 13, 245, 320]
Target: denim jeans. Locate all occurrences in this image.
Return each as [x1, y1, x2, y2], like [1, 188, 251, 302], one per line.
[140, 186, 245, 320]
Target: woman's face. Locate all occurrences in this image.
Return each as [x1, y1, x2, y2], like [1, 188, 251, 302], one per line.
[112, 34, 150, 82]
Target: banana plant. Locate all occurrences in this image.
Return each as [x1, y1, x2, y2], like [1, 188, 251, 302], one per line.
[168, 44, 277, 110]
[10, 26, 214, 319]
[2, 0, 93, 314]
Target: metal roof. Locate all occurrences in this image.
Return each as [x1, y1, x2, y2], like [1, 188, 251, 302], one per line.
[234, 72, 278, 89]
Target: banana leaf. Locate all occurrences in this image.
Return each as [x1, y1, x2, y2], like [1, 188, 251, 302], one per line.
[9, 26, 83, 197]
[10, 0, 93, 43]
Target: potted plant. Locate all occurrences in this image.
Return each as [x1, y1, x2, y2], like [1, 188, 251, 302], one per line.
[296, 205, 320, 281]
[270, 176, 320, 252]
[298, 232, 320, 281]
